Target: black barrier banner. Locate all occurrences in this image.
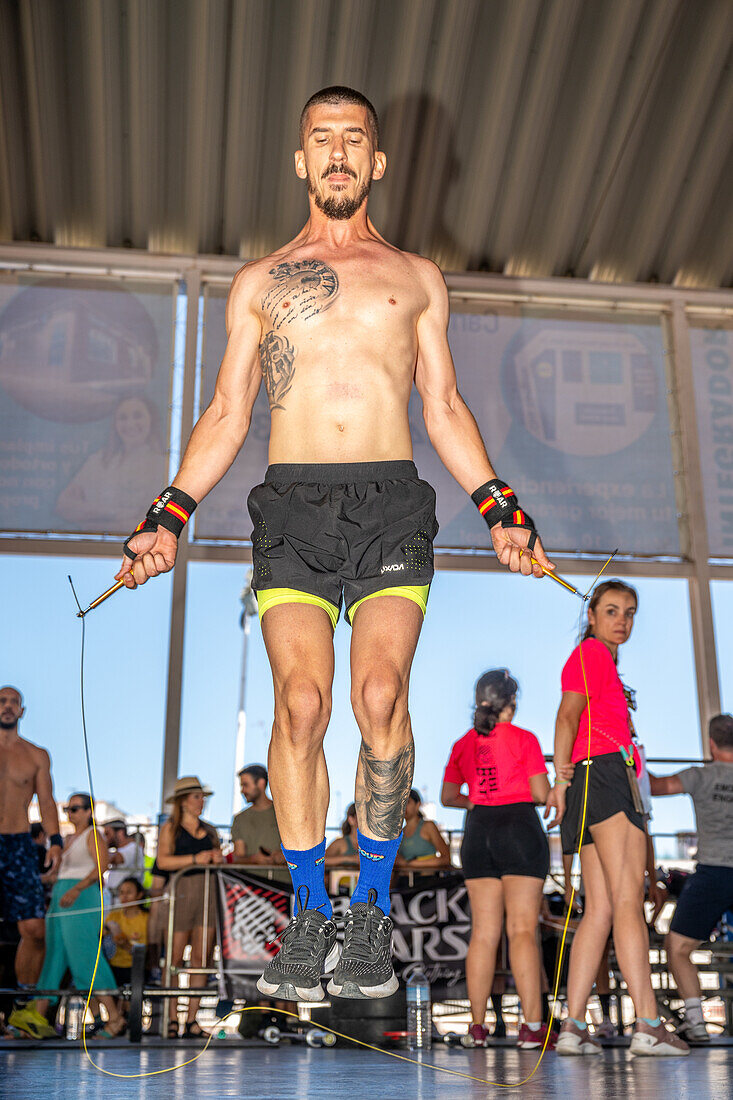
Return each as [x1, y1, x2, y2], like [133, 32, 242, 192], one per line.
[218, 870, 469, 1000]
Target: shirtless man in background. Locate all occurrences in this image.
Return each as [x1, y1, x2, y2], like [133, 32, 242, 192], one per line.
[0, 685, 64, 1036]
[117, 86, 552, 1002]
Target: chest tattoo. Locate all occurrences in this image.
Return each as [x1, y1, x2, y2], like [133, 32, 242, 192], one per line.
[262, 260, 339, 329]
[258, 260, 339, 411]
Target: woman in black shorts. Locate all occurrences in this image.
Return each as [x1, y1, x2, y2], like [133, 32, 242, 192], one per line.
[441, 669, 551, 1049]
[546, 580, 687, 1058]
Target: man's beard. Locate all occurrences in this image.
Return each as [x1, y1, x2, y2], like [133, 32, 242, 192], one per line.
[308, 172, 371, 221]
[0, 717, 17, 730]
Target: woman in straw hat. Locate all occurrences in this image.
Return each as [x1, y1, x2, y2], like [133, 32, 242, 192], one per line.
[155, 776, 222, 1039]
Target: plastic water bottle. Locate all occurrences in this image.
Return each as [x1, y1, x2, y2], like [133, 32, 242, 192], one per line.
[65, 996, 85, 1040]
[406, 967, 432, 1050]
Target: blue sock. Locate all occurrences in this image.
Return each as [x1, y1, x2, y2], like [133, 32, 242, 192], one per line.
[280, 839, 332, 918]
[351, 828, 403, 915]
[640, 1017, 661, 1027]
[569, 1017, 587, 1030]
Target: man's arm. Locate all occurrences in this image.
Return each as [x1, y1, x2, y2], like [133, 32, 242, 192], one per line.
[648, 772, 685, 796]
[116, 266, 264, 587]
[414, 261, 552, 577]
[34, 748, 62, 873]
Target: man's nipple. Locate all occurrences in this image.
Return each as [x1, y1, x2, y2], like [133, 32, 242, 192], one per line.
[338, 424, 344, 432]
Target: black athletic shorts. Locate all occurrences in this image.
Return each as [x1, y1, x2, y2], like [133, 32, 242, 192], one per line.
[460, 803, 550, 880]
[247, 461, 439, 626]
[670, 863, 733, 942]
[560, 752, 645, 855]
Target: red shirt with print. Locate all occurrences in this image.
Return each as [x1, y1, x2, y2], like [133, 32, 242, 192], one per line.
[443, 722, 548, 807]
[561, 637, 636, 768]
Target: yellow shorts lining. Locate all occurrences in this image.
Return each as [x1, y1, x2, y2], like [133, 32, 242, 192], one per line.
[256, 588, 340, 631]
[346, 584, 430, 624]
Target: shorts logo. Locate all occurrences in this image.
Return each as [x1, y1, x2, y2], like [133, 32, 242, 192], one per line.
[358, 848, 385, 862]
[315, 856, 325, 866]
[380, 563, 405, 574]
[286, 860, 298, 869]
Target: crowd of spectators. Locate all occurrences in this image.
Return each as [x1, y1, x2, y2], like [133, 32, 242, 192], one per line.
[2, 662, 733, 1047]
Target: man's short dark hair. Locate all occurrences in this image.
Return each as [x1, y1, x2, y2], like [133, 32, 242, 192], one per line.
[105, 819, 127, 833]
[710, 714, 733, 750]
[239, 764, 268, 786]
[0, 685, 23, 706]
[300, 86, 379, 149]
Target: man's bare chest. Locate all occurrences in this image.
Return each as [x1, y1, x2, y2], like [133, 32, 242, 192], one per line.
[256, 256, 424, 336]
[0, 745, 36, 790]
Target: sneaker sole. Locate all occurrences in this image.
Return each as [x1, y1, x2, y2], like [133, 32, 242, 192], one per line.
[326, 974, 399, 999]
[256, 976, 326, 1002]
[629, 1035, 690, 1057]
[556, 1037, 602, 1056]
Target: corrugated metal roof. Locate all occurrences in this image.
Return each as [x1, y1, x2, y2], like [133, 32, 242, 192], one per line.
[0, 0, 731, 287]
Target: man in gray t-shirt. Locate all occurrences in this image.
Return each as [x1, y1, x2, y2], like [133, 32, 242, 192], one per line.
[649, 714, 733, 1043]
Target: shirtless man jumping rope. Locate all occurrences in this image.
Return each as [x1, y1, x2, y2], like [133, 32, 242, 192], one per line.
[116, 87, 552, 1001]
[0, 685, 64, 1037]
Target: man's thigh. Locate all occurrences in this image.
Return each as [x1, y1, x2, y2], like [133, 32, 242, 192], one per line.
[261, 601, 336, 694]
[349, 594, 424, 684]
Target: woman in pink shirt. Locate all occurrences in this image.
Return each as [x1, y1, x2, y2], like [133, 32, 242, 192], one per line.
[547, 580, 687, 1058]
[441, 669, 551, 1050]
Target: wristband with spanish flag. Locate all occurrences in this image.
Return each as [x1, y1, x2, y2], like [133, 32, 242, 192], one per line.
[471, 478, 538, 551]
[123, 486, 197, 559]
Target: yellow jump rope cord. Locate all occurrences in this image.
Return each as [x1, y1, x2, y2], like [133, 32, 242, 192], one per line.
[71, 553, 614, 1086]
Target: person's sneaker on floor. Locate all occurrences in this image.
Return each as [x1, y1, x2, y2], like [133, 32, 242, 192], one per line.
[256, 886, 339, 1002]
[675, 1017, 710, 1044]
[556, 1018, 602, 1055]
[461, 1023, 489, 1048]
[517, 1022, 557, 1050]
[7, 1006, 57, 1040]
[594, 1018, 617, 1041]
[327, 888, 398, 999]
[629, 1018, 690, 1056]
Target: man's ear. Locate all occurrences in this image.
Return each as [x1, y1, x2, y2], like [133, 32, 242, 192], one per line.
[294, 150, 307, 179]
[372, 151, 387, 181]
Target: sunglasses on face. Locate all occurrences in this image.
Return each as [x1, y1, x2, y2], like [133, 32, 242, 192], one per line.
[65, 805, 85, 813]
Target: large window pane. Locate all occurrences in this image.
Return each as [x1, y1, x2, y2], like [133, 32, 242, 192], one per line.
[195, 294, 680, 557]
[690, 319, 733, 557]
[0, 274, 178, 536]
[178, 563, 696, 853]
[0, 554, 172, 819]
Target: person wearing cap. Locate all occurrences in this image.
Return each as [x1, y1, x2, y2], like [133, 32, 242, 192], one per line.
[103, 819, 145, 901]
[155, 776, 222, 1039]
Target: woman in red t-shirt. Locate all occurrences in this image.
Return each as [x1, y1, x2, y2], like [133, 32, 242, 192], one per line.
[547, 580, 687, 1058]
[441, 668, 551, 1050]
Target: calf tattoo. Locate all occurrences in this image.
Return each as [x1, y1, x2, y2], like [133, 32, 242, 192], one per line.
[259, 331, 296, 410]
[355, 738, 415, 839]
[262, 259, 339, 329]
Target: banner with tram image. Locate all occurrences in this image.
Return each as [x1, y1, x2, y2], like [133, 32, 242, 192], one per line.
[217, 869, 470, 1000]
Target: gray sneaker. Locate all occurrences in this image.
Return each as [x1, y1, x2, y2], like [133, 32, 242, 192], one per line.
[256, 888, 339, 1002]
[676, 1017, 710, 1044]
[327, 889, 399, 999]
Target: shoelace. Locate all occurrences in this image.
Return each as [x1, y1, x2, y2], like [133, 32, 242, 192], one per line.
[276, 911, 327, 965]
[344, 902, 385, 963]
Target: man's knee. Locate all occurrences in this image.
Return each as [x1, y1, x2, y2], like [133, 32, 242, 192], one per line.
[666, 930, 698, 959]
[351, 666, 407, 733]
[18, 918, 45, 944]
[274, 676, 331, 750]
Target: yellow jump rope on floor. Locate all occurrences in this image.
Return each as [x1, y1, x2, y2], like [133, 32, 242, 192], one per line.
[67, 553, 614, 1087]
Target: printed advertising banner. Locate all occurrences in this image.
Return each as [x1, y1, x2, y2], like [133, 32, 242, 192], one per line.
[195, 288, 679, 556]
[690, 321, 733, 558]
[218, 869, 470, 1000]
[0, 275, 177, 536]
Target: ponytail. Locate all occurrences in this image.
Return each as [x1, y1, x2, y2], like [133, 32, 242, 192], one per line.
[473, 669, 519, 735]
